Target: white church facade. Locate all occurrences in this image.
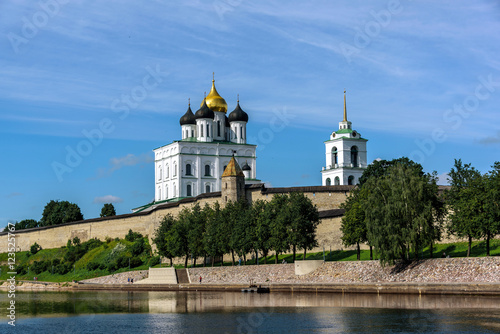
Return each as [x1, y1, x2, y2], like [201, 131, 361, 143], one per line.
[321, 91, 368, 186]
[153, 78, 259, 202]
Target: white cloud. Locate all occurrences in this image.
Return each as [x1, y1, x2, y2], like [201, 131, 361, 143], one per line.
[5, 192, 23, 198]
[93, 195, 123, 204]
[478, 131, 500, 145]
[92, 153, 154, 179]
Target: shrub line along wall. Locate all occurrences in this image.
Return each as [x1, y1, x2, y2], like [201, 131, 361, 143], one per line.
[0, 185, 353, 253]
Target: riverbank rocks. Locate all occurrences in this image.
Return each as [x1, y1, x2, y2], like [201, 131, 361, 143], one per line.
[80, 270, 149, 284]
[187, 257, 500, 285]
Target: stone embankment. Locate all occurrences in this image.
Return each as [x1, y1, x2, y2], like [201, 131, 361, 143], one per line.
[189, 257, 500, 285]
[79, 270, 148, 284]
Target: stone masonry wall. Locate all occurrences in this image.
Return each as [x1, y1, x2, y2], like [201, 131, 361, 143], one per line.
[188, 257, 500, 285]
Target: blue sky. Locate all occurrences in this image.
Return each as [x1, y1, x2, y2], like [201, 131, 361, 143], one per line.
[1, 1, 499, 226]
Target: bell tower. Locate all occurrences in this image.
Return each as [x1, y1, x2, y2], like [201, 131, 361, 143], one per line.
[321, 91, 368, 186]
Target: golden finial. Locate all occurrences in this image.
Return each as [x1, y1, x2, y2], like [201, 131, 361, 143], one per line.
[343, 90, 347, 122]
[237, 94, 239, 103]
[212, 72, 215, 82]
[188, 98, 190, 106]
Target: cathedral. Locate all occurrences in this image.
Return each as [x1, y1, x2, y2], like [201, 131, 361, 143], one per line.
[151, 79, 367, 205]
[152, 77, 259, 202]
[321, 91, 368, 186]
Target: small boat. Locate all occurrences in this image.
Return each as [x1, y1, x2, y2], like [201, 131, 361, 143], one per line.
[241, 286, 270, 293]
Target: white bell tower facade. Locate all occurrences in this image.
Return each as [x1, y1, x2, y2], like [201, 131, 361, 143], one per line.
[321, 91, 368, 186]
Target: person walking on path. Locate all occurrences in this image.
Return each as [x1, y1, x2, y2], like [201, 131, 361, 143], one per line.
[199, 276, 202, 284]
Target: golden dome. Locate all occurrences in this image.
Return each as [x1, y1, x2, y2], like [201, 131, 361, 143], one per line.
[202, 78, 227, 113]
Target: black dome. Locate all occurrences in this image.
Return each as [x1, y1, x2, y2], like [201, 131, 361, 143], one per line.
[242, 161, 251, 171]
[179, 106, 196, 125]
[195, 100, 215, 119]
[225, 115, 230, 127]
[228, 102, 248, 122]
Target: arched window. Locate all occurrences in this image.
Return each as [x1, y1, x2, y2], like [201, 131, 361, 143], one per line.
[217, 121, 221, 137]
[206, 124, 210, 137]
[165, 186, 168, 199]
[240, 127, 243, 140]
[334, 176, 340, 185]
[187, 184, 192, 197]
[205, 164, 211, 176]
[351, 146, 358, 167]
[173, 183, 177, 197]
[158, 186, 161, 200]
[348, 175, 354, 185]
[332, 147, 338, 166]
[158, 166, 162, 180]
[186, 163, 192, 176]
[206, 184, 210, 193]
[326, 178, 331, 186]
[166, 165, 169, 178]
[191, 129, 194, 137]
[173, 163, 177, 176]
[200, 124, 203, 137]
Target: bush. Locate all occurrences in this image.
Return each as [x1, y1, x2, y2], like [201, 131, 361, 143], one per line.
[125, 229, 143, 242]
[52, 259, 60, 267]
[83, 238, 102, 252]
[55, 263, 72, 275]
[16, 264, 27, 275]
[148, 256, 161, 267]
[116, 255, 130, 269]
[107, 261, 118, 272]
[86, 262, 100, 271]
[105, 236, 112, 244]
[99, 263, 107, 270]
[130, 238, 145, 256]
[30, 242, 42, 255]
[130, 257, 143, 268]
[31, 260, 50, 274]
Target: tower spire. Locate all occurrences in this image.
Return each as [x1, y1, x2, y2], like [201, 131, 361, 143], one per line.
[343, 90, 347, 122]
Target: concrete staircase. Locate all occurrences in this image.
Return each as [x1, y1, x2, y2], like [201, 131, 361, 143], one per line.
[135, 267, 178, 284]
[176, 268, 190, 284]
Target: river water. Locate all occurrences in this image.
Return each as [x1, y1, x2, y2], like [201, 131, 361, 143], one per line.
[2, 290, 500, 333]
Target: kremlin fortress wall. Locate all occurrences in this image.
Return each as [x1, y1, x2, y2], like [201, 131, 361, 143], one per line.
[0, 184, 352, 254]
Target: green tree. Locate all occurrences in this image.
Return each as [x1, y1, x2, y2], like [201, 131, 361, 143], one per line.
[3, 219, 39, 232]
[288, 192, 320, 261]
[253, 200, 272, 264]
[268, 194, 291, 264]
[483, 162, 500, 256]
[40, 200, 84, 226]
[446, 159, 484, 257]
[340, 187, 368, 260]
[153, 214, 176, 266]
[186, 203, 208, 267]
[358, 157, 423, 186]
[170, 208, 190, 267]
[364, 162, 445, 265]
[30, 242, 42, 255]
[204, 202, 223, 266]
[230, 199, 253, 264]
[221, 201, 239, 265]
[100, 203, 116, 217]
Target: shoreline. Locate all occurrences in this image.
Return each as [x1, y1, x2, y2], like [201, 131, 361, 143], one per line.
[2, 281, 500, 296]
[72, 282, 500, 296]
